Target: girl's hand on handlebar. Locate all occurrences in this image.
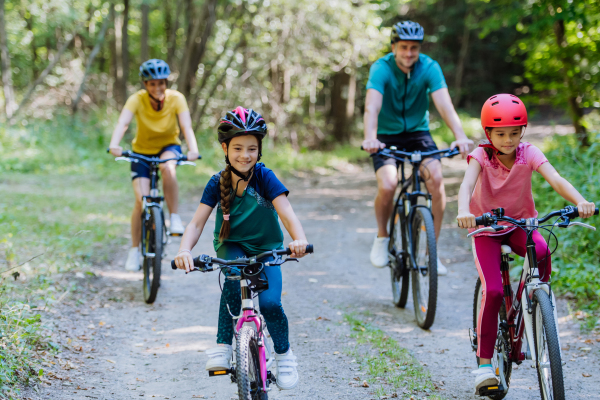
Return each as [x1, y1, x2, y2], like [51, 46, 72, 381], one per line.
[362, 139, 385, 154]
[109, 146, 123, 157]
[457, 212, 477, 229]
[289, 239, 309, 258]
[175, 250, 194, 272]
[577, 201, 595, 219]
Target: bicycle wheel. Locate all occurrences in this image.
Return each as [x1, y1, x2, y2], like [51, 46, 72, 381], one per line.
[410, 207, 437, 329]
[142, 206, 162, 304]
[532, 289, 564, 400]
[236, 326, 267, 400]
[390, 205, 409, 308]
[473, 278, 512, 400]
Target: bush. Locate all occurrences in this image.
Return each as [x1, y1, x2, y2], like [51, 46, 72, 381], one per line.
[532, 134, 600, 309]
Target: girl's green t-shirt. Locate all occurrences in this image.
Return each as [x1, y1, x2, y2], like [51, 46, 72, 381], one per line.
[200, 163, 289, 256]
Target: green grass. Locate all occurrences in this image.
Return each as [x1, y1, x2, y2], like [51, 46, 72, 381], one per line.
[344, 313, 445, 400]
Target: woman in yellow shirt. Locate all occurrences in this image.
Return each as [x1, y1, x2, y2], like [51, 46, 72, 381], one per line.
[109, 59, 199, 271]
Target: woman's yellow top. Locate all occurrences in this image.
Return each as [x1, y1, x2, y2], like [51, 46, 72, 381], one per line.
[124, 89, 189, 154]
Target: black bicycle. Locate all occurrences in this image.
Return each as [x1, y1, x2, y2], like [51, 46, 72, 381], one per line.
[369, 146, 459, 329]
[171, 245, 314, 400]
[112, 149, 199, 304]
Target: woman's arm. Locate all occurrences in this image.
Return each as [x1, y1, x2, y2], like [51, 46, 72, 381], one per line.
[537, 162, 595, 218]
[456, 159, 482, 228]
[174, 203, 213, 272]
[178, 111, 199, 160]
[272, 194, 309, 258]
[108, 109, 134, 156]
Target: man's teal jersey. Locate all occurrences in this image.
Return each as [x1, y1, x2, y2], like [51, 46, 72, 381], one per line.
[366, 53, 447, 135]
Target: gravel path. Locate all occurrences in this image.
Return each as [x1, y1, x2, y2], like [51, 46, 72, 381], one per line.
[30, 156, 600, 400]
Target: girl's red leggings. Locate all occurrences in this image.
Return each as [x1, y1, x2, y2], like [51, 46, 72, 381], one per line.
[473, 228, 551, 359]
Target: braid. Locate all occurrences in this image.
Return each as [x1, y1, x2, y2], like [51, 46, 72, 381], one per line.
[218, 164, 233, 241]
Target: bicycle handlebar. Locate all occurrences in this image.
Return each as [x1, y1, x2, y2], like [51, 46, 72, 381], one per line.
[474, 206, 599, 227]
[361, 146, 460, 162]
[107, 148, 202, 162]
[170, 245, 314, 271]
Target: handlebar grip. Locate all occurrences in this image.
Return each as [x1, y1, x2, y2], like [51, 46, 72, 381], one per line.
[569, 207, 599, 218]
[475, 216, 486, 226]
[171, 260, 177, 270]
[306, 244, 314, 254]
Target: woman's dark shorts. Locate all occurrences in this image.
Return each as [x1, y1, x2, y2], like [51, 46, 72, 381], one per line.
[372, 131, 440, 172]
[131, 144, 182, 180]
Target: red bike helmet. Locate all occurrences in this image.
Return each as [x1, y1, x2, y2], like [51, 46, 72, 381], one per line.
[480, 94, 528, 152]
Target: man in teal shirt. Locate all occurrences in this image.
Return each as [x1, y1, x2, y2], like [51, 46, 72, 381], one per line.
[363, 21, 474, 274]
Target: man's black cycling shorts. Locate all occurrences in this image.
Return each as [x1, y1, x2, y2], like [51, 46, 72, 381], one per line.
[372, 131, 440, 173]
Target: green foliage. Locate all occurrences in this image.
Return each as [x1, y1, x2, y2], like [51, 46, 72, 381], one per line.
[0, 302, 47, 390]
[532, 133, 600, 309]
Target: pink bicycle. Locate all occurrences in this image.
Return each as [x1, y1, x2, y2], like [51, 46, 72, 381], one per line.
[171, 245, 313, 400]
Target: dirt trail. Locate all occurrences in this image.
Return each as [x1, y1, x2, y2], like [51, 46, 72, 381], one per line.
[30, 154, 600, 400]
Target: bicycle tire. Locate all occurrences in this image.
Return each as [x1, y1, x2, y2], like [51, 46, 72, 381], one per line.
[390, 205, 409, 308]
[473, 277, 512, 400]
[532, 290, 565, 400]
[236, 326, 267, 400]
[143, 206, 162, 304]
[410, 207, 437, 329]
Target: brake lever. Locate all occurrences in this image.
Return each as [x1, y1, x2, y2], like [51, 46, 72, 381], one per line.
[264, 257, 299, 266]
[467, 225, 506, 238]
[177, 161, 196, 166]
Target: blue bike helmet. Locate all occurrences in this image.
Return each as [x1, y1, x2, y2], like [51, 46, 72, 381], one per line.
[139, 59, 171, 81]
[391, 21, 424, 43]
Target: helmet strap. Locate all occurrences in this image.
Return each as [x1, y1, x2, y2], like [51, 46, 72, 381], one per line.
[147, 92, 165, 111]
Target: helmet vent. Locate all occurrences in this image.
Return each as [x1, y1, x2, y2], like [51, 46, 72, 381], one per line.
[514, 117, 521, 120]
[512, 100, 519, 104]
[490, 96, 497, 99]
[494, 118, 502, 121]
[491, 101, 499, 106]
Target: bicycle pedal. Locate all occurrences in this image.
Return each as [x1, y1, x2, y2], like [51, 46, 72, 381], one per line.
[208, 369, 232, 377]
[169, 233, 182, 237]
[478, 384, 504, 396]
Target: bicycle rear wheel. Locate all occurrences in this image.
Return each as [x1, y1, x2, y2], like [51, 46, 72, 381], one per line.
[533, 289, 565, 400]
[473, 277, 512, 400]
[236, 326, 267, 400]
[142, 206, 162, 304]
[410, 207, 437, 329]
[390, 205, 409, 308]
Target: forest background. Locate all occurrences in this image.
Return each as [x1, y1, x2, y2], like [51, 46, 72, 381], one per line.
[2, 0, 600, 394]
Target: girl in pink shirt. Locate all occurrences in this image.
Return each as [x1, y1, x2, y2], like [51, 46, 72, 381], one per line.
[456, 94, 595, 395]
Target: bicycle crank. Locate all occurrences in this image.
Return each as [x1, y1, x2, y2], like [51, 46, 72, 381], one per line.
[479, 384, 505, 396]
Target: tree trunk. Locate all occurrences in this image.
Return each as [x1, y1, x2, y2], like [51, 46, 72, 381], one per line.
[0, 0, 17, 119]
[113, 4, 124, 108]
[141, 2, 150, 62]
[330, 70, 353, 142]
[553, 19, 588, 146]
[72, 14, 111, 112]
[453, 13, 471, 107]
[23, 12, 38, 79]
[121, 0, 130, 101]
[177, 0, 217, 98]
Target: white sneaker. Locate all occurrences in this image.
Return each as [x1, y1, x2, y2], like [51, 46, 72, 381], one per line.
[370, 236, 390, 268]
[437, 257, 448, 276]
[125, 247, 140, 271]
[472, 366, 499, 395]
[205, 345, 232, 371]
[170, 213, 185, 235]
[275, 349, 299, 390]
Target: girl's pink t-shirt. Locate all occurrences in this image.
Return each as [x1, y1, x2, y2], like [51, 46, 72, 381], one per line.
[467, 142, 548, 236]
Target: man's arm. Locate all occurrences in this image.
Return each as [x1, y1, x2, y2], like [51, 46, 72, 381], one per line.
[362, 89, 385, 153]
[431, 88, 474, 158]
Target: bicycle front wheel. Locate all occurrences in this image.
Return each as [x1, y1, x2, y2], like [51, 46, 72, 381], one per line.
[410, 207, 437, 329]
[236, 326, 267, 400]
[142, 206, 163, 304]
[390, 205, 409, 308]
[533, 289, 565, 400]
[473, 277, 512, 400]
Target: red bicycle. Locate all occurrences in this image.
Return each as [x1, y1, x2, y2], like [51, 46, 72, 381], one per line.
[469, 206, 597, 400]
